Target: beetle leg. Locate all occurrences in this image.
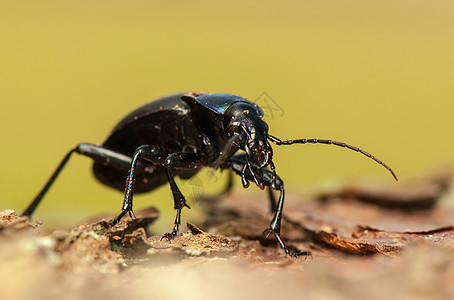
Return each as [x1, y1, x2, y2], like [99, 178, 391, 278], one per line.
[262, 182, 311, 258]
[160, 152, 203, 238]
[241, 154, 264, 189]
[261, 186, 309, 258]
[163, 153, 201, 210]
[267, 187, 278, 213]
[22, 148, 77, 218]
[269, 160, 277, 189]
[111, 145, 152, 225]
[161, 209, 182, 240]
[23, 143, 134, 218]
[246, 162, 264, 190]
[111, 146, 202, 235]
[241, 164, 250, 188]
[228, 155, 311, 258]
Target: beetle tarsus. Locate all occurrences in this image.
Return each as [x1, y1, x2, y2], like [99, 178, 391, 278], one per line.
[128, 209, 137, 220]
[160, 209, 182, 241]
[110, 210, 127, 226]
[161, 222, 180, 241]
[161, 232, 177, 241]
[264, 227, 312, 258]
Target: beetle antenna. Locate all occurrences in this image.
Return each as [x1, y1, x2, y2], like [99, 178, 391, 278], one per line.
[268, 135, 398, 181]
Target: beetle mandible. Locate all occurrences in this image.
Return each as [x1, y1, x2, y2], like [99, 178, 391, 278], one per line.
[22, 92, 397, 257]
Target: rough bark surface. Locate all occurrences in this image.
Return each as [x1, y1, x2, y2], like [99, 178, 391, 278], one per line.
[1, 171, 453, 299]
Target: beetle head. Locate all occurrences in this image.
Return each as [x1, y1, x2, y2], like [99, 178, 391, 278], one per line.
[224, 102, 273, 168]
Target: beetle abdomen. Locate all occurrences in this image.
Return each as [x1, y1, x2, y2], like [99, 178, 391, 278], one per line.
[92, 94, 204, 193]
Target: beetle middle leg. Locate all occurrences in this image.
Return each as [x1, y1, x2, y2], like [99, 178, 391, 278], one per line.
[161, 152, 202, 238]
[228, 155, 311, 258]
[111, 145, 201, 238]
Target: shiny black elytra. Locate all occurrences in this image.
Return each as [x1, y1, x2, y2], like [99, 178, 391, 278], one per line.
[22, 92, 397, 257]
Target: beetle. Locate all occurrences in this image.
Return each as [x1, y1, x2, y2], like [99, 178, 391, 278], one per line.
[22, 92, 397, 257]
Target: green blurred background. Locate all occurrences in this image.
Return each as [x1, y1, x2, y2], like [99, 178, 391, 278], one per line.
[1, 0, 453, 229]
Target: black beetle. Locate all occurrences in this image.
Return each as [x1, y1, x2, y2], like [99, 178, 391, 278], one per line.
[22, 92, 397, 257]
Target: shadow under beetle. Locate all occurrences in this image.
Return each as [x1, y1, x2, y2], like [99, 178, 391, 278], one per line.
[22, 92, 397, 257]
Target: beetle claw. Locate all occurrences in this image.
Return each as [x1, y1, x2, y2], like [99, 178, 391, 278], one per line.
[128, 209, 136, 220]
[161, 231, 178, 242]
[263, 227, 312, 259]
[263, 228, 273, 239]
[110, 209, 127, 226]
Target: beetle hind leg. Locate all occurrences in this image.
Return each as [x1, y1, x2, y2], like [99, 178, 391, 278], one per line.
[23, 143, 134, 218]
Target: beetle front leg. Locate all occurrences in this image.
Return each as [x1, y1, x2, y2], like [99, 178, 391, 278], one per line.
[263, 183, 310, 258]
[262, 187, 309, 258]
[228, 154, 274, 212]
[228, 156, 311, 258]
